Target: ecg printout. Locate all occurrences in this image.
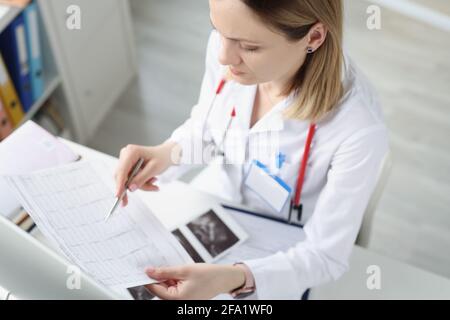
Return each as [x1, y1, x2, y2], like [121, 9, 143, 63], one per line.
[5, 161, 193, 289]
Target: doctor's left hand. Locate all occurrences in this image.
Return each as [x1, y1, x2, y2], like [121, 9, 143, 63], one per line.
[144, 264, 246, 300]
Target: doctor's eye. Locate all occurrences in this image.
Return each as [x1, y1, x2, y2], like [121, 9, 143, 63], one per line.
[242, 46, 260, 52]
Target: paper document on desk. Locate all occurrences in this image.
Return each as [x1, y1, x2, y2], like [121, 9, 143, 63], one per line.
[3, 160, 193, 289]
[0, 121, 79, 218]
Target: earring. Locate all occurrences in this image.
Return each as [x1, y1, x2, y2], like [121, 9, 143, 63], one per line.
[307, 47, 314, 54]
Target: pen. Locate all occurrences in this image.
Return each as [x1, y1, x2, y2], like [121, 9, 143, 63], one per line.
[104, 157, 145, 222]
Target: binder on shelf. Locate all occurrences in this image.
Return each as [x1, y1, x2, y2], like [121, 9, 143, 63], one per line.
[23, 1, 44, 102]
[10, 209, 36, 234]
[0, 53, 24, 126]
[0, 13, 33, 112]
[35, 99, 65, 136]
[0, 120, 80, 219]
[0, 97, 13, 140]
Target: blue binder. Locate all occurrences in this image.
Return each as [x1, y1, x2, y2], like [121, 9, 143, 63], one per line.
[23, 2, 44, 102]
[221, 204, 304, 229]
[0, 13, 34, 113]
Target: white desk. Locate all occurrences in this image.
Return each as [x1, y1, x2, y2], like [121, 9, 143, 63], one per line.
[29, 139, 450, 300]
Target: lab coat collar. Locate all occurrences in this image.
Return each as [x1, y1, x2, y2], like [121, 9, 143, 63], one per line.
[234, 84, 294, 134]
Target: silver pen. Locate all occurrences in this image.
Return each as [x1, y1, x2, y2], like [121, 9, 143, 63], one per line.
[105, 157, 145, 222]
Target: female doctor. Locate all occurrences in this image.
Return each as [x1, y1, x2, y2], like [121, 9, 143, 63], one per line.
[114, 0, 389, 300]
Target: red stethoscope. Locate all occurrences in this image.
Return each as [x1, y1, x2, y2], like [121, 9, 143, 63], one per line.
[204, 78, 316, 222]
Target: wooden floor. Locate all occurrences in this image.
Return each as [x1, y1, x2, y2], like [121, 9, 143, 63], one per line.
[88, 0, 450, 279]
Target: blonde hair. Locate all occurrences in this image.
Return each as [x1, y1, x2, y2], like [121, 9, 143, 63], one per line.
[242, 0, 344, 122]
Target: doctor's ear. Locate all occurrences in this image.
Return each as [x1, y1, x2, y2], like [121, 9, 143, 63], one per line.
[305, 23, 328, 53]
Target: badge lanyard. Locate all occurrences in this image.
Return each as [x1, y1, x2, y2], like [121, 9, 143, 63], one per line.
[289, 123, 316, 223]
[206, 78, 316, 223]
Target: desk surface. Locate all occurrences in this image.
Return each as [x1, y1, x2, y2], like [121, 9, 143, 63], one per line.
[31, 139, 449, 300]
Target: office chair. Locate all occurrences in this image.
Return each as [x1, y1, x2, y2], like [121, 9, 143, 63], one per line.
[356, 151, 393, 248]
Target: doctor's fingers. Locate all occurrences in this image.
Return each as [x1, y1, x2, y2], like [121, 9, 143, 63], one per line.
[140, 178, 160, 192]
[146, 266, 188, 281]
[120, 178, 157, 208]
[145, 283, 181, 300]
[121, 194, 128, 207]
[128, 161, 159, 190]
[114, 145, 149, 196]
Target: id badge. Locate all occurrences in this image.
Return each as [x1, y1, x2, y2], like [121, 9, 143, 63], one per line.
[244, 160, 292, 217]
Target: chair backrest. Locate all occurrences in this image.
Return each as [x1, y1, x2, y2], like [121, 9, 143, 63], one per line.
[356, 151, 392, 247]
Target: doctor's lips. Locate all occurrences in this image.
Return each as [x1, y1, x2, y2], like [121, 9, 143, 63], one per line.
[230, 67, 246, 76]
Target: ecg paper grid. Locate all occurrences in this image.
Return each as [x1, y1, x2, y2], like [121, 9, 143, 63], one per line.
[6, 161, 192, 289]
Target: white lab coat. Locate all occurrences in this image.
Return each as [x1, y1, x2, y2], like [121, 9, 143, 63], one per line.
[160, 31, 390, 299]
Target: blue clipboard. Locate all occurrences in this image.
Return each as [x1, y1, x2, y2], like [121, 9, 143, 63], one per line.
[221, 204, 304, 229]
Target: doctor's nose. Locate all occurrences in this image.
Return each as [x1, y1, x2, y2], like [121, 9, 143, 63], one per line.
[218, 38, 242, 66]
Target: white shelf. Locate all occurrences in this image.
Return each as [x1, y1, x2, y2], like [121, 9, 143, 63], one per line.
[0, 5, 22, 34]
[59, 127, 72, 140]
[17, 75, 61, 127]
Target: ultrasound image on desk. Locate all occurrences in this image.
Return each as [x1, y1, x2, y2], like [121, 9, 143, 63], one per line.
[127, 285, 155, 300]
[172, 229, 204, 263]
[187, 210, 239, 258]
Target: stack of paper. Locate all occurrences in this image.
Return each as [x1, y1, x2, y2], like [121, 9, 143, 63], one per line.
[4, 160, 193, 289]
[0, 121, 79, 218]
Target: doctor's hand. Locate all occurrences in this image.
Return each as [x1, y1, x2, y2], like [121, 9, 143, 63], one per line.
[114, 142, 182, 207]
[144, 264, 246, 300]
